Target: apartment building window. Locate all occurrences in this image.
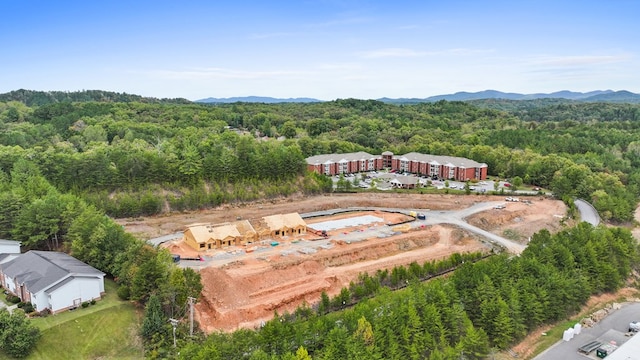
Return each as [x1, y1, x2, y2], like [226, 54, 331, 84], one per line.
[430, 164, 440, 176]
[400, 160, 409, 172]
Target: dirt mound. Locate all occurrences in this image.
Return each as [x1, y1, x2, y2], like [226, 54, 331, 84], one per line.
[466, 198, 566, 242]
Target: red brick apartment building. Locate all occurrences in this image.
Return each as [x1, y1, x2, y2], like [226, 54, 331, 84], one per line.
[306, 151, 488, 181]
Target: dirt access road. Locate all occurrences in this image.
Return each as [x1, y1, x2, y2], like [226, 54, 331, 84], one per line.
[117, 193, 567, 332]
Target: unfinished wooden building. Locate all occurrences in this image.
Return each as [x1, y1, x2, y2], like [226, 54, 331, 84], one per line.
[184, 220, 257, 251]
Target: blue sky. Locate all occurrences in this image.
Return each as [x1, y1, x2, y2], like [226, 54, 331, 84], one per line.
[1, 0, 638, 100]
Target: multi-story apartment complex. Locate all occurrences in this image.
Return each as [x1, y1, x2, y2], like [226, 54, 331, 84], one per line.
[306, 151, 488, 181]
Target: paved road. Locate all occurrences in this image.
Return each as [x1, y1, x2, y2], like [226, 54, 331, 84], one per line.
[414, 202, 526, 253]
[534, 302, 640, 360]
[575, 199, 601, 226]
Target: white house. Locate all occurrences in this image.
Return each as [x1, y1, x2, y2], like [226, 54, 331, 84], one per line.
[0, 239, 20, 255]
[0, 251, 105, 313]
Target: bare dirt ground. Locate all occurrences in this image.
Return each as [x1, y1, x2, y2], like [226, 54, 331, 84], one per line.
[116, 193, 567, 332]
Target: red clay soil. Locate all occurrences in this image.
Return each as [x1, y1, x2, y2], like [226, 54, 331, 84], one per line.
[116, 193, 567, 333]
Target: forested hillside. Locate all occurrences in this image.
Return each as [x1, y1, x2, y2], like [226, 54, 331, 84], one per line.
[1, 92, 640, 358]
[0, 89, 191, 106]
[1, 96, 639, 221]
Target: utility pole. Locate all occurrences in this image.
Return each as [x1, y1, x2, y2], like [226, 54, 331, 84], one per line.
[188, 297, 196, 337]
[169, 318, 179, 348]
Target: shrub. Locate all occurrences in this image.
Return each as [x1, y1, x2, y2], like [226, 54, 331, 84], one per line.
[6, 294, 21, 304]
[22, 302, 34, 313]
[90, 299, 96, 305]
[117, 285, 131, 300]
[81, 302, 90, 308]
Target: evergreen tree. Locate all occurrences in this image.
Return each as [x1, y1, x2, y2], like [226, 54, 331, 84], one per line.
[141, 294, 167, 341]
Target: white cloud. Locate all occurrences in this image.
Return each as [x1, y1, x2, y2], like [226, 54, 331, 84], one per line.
[360, 48, 428, 58]
[529, 54, 630, 67]
[307, 16, 373, 28]
[145, 67, 305, 80]
[359, 47, 493, 59]
[247, 32, 296, 40]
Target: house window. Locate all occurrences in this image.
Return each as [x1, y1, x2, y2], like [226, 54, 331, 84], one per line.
[323, 164, 330, 174]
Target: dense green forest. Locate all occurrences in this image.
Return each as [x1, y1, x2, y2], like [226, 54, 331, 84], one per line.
[1, 90, 640, 357]
[1, 91, 639, 221]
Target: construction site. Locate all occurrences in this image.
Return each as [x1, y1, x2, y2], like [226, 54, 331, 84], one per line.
[117, 193, 568, 332]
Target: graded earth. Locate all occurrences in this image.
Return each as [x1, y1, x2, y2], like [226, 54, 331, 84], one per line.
[117, 193, 567, 332]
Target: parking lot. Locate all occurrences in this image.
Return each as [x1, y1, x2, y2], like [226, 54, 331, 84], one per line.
[332, 170, 520, 193]
[534, 302, 640, 360]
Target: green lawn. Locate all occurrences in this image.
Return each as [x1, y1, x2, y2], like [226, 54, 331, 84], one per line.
[1, 279, 144, 360]
[31, 279, 126, 331]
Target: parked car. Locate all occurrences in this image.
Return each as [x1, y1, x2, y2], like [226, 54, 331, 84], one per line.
[494, 204, 506, 209]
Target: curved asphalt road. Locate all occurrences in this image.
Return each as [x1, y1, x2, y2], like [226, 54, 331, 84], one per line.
[575, 199, 601, 226]
[413, 202, 526, 254]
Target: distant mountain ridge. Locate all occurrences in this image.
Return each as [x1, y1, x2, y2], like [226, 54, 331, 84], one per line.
[196, 90, 640, 104]
[380, 90, 640, 104]
[2, 89, 639, 105]
[196, 96, 322, 104]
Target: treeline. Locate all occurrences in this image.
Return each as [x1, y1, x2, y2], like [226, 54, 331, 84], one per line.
[1, 98, 639, 221]
[0, 159, 201, 356]
[478, 99, 640, 123]
[174, 223, 638, 359]
[0, 89, 191, 106]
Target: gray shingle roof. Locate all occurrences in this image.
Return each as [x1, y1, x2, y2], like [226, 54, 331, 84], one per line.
[305, 151, 487, 168]
[0, 251, 104, 294]
[400, 152, 487, 168]
[306, 151, 379, 165]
